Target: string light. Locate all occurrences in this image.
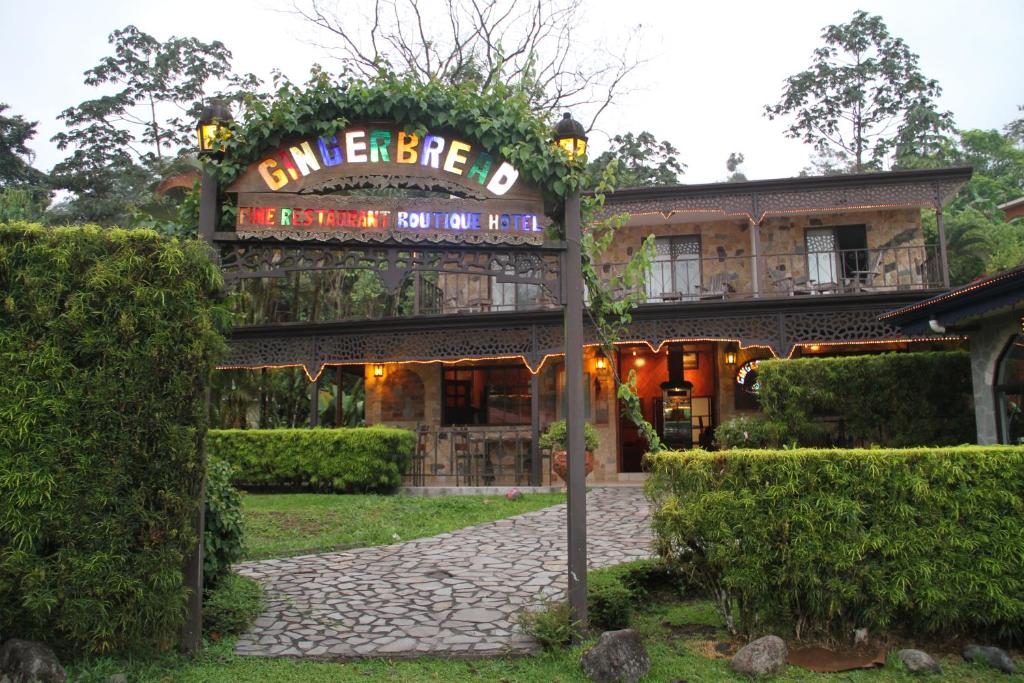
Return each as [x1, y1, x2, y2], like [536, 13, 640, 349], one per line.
[881, 267, 1024, 319]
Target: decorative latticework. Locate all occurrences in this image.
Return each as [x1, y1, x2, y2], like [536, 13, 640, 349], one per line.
[219, 301, 910, 378]
[602, 172, 969, 224]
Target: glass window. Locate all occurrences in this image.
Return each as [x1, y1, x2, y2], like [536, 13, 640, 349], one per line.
[647, 236, 701, 301]
[805, 226, 869, 289]
[491, 255, 543, 311]
[442, 365, 532, 426]
[997, 335, 1024, 444]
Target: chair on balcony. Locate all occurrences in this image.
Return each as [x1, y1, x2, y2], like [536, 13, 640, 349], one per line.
[767, 266, 811, 296]
[698, 274, 735, 300]
[843, 252, 883, 293]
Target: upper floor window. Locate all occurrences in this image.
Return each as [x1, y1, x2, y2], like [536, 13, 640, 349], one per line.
[805, 225, 868, 289]
[647, 236, 701, 301]
[492, 255, 544, 311]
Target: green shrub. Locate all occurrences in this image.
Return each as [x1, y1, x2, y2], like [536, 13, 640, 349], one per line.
[208, 427, 415, 493]
[713, 416, 787, 449]
[588, 559, 687, 630]
[646, 446, 1024, 641]
[0, 223, 227, 655]
[517, 599, 579, 650]
[758, 351, 974, 447]
[538, 419, 600, 452]
[204, 459, 245, 590]
[203, 573, 262, 638]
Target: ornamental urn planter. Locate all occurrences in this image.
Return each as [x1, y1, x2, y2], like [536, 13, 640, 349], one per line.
[551, 449, 594, 484]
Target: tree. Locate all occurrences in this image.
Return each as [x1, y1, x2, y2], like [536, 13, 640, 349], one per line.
[0, 104, 50, 219]
[49, 25, 259, 226]
[765, 10, 953, 173]
[290, 0, 643, 129]
[725, 152, 747, 182]
[903, 124, 1024, 284]
[587, 132, 685, 188]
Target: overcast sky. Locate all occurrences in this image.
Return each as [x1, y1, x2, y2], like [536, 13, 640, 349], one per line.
[2, 0, 1021, 183]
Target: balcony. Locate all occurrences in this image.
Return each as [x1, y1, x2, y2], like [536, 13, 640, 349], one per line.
[597, 243, 945, 303]
[227, 243, 945, 326]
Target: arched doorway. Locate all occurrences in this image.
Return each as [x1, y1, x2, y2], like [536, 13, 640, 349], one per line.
[996, 334, 1024, 444]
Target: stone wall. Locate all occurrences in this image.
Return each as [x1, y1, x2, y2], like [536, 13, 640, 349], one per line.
[967, 313, 1019, 444]
[591, 208, 925, 297]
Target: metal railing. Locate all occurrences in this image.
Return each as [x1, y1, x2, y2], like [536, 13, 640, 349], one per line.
[405, 425, 549, 487]
[596, 243, 944, 302]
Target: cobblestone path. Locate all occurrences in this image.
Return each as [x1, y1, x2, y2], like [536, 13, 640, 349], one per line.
[234, 487, 653, 660]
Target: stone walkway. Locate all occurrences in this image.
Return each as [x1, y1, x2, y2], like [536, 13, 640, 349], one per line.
[234, 486, 653, 660]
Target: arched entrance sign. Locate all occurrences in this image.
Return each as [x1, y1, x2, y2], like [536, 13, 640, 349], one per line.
[224, 122, 554, 246]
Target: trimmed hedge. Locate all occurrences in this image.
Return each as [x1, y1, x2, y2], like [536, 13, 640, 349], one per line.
[0, 223, 226, 654]
[646, 447, 1024, 641]
[208, 427, 416, 493]
[757, 351, 974, 447]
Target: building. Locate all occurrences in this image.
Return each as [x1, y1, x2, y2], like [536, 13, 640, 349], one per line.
[217, 164, 972, 486]
[882, 264, 1024, 445]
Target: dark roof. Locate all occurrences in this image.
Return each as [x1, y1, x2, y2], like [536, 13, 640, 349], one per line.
[604, 166, 974, 201]
[881, 263, 1024, 333]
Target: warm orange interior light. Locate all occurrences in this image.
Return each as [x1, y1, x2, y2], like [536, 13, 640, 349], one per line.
[808, 344, 821, 352]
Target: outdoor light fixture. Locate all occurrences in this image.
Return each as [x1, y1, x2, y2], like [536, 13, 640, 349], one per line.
[373, 364, 384, 378]
[554, 112, 588, 159]
[808, 344, 821, 352]
[197, 99, 233, 155]
[724, 349, 738, 365]
[595, 357, 607, 371]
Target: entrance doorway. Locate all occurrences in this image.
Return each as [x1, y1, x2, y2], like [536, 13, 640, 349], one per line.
[616, 343, 716, 472]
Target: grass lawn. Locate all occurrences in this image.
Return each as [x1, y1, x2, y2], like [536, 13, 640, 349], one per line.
[69, 589, 1016, 682]
[241, 491, 567, 560]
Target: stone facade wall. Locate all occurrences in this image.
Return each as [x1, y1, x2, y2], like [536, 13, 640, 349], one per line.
[590, 208, 925, 297]
[968, 313, 1019, 444]
[365, 363, 440, 429]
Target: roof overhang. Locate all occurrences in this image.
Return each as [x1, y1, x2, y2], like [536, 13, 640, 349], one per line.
[598, 166, 973, 226]
[881, 264, 1024, 334]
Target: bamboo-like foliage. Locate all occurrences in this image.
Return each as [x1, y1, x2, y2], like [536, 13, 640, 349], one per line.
[757, 351, 974, 447]
[0, 222, 228, 655]
[646, 447, 1024, 641]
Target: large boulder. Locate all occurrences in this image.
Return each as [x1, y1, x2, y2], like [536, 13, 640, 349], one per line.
[580, 629, 651, 683]
[897, 649, 942, 675]
[0, 640, 66, 683]
[730, 635, 788, 677]
[962, 645, 1017, 674]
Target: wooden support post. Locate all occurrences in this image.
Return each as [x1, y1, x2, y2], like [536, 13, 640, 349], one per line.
[936, 204, 951, 289]
[309, 378, 319, 428]
[198, 170, 218, 244]
[530, 370, 541, 486]
[750, 220, 762, 298]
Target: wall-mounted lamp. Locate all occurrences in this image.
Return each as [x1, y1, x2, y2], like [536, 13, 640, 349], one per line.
[373, 364, 384, 378]
[595, 357, 607, 371]
[724, 350, 738, 366]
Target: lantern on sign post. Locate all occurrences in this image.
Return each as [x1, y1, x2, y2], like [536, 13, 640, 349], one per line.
[554, 112, 588, 159]
[197, 99, 233, 155]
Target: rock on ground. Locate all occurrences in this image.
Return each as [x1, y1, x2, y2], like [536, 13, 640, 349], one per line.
[580, 629, 651, 683]
[897, 649, 942, 674]
[730, 635, 788, 677]
[0, 639, 66, 683]
[962, 645, 1017, 674]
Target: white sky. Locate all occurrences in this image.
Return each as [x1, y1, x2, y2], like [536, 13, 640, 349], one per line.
[1, 0, 1021, 183]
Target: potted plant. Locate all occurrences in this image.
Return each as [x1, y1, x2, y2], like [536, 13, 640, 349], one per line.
[539, 419, 599, 484]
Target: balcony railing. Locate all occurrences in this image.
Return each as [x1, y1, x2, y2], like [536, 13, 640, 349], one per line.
[596, 243, 944, 303]
[228, 244, 945, 326]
